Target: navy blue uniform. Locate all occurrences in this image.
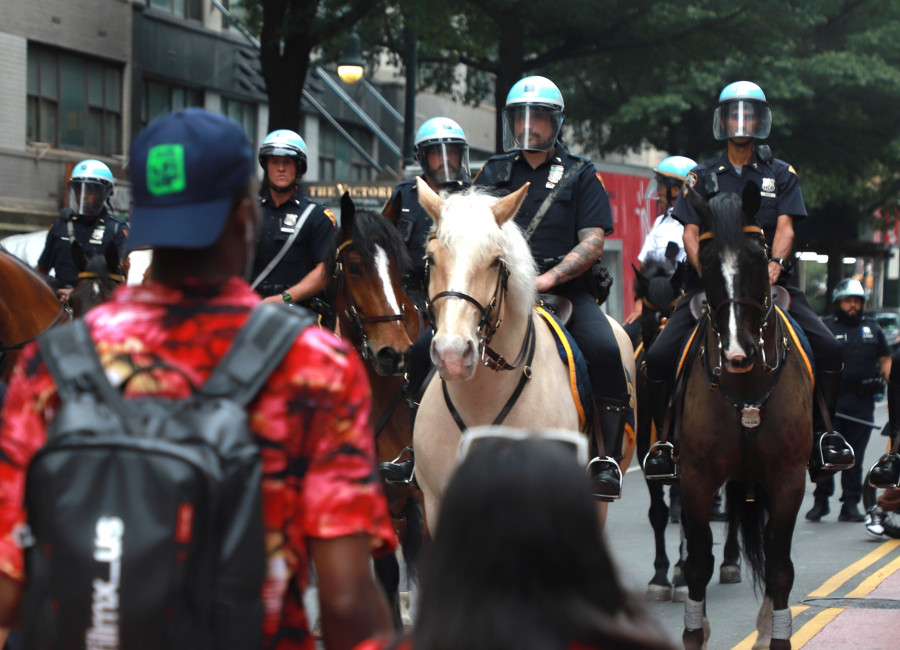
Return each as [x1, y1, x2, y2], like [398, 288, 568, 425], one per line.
[644, 147, 843, 382]
[816, 312, 890, 504]
[252, 186, 336, 304]
[38, 209, 128, 288]
[473, 145, 626, 400]
[383, 177, 468, 308]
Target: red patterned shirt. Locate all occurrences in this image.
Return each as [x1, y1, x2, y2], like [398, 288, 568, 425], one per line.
[0, 278, 396, 649]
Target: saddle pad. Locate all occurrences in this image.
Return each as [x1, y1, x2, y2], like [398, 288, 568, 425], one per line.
[535, 306, 590, 429]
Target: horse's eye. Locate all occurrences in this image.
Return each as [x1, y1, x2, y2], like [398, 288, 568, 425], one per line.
[348, 263, 363, 277]
[490, 257, 502, 268]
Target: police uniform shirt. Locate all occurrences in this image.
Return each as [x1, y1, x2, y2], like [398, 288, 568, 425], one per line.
[37, 209, 128, 287]
[638, 207, 686, 265]
[473, 144, 613, 263]
[252, 186, 336, 292]
[672, 148, 807, 250]
[823, 313, 891, 417]
[383, 177, 469, 275]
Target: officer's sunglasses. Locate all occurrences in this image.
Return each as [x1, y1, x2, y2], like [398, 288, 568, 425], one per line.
[458, 425, 589, 466]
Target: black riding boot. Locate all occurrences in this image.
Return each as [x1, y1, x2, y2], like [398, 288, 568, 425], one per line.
[869, 380, 900, 488]
[810, 369, 854, 479]
[642, 378, 678, 482]
[588, 397, 630, 501]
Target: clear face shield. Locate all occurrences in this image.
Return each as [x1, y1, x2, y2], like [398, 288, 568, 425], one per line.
[68, 180, 111, 217]
[644, 173, 682, 205]
[713, 100, 772, 140]
[417, 142, 470, 186]
[502, 105, 564, 152]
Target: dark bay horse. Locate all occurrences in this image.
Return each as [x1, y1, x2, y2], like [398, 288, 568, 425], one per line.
[678, 183, 812, 649]
[0, 249, 69, 382]
[69, 241, 125, 317]
[326, 193, 424, 628]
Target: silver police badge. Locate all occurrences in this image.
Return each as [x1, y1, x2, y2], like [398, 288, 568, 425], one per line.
[761, 177, 776, 197]
[741, 405, 761, 428]
[89, 227, 105, 244]
[281, 213, 298, 233]
[546, 164, 564, 189]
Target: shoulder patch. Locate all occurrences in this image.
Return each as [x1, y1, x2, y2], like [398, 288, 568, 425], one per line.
[594, 171, 605, 187]
[324, 208, 336, 226]
[684, 171, 698, 196]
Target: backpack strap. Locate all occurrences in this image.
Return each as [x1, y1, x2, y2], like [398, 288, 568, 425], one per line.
[202, 303, 317, 406]
[39, 319, 138, 435]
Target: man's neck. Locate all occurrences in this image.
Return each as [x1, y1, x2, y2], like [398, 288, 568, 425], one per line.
[522, 147, 555, 169]
[269, 185, 295, 208]
[726, 139, 755, 169]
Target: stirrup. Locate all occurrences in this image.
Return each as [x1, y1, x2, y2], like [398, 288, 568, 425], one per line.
[378, 446, 416, 487]
[868, 454, 900, 489]
[587, 456, 622, 502]
[816, 432, 854, 471]
[642, 441, 680, 482]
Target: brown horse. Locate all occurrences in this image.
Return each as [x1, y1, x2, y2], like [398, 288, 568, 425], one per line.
[68, 241, 125, 317]
[0, 248, 70, 382]
[678, 183, 812, 649]
[326, 193, 424, 627]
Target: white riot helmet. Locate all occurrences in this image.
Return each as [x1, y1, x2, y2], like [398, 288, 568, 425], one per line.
[502, 76, 565, 153]
[68, 159, 115, 217]
[832, 278, 866, 304]
[414, 117, 470, 186]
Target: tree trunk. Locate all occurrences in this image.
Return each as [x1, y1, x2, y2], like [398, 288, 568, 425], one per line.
[493, 14, 525, 154]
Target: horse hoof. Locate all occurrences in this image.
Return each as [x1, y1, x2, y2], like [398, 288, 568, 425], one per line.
[673, 585, 688, 602]
[720, 565, 742, 584]
[646, 583, 673, 601]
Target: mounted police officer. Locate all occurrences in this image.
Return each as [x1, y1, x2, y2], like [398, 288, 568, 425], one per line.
[806, 279, 891, 523]
[643, 81, 852, 481]
[472, 75, 632, 501]
[383, 117, 471, 308]
[37, 159, 128, 303]
[868, 350, 900, 494]
[251, 129, 337, 327]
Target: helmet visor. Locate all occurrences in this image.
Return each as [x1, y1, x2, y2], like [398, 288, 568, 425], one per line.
[502, 105, 563, 152]
[68, 180, 110, 217]
[417, 142, 469, 185]
[714, 100, 772, 140]
[644, 173, 682, 201]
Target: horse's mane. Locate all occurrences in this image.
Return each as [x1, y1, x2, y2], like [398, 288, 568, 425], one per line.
[705, 193, 747, 252]
[439, 187, 538, 320]
[326, 209, 412, 278]
[636, 261, 680, 312]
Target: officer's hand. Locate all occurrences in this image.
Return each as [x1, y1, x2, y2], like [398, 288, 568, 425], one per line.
[56, 288, 73, 304]
[768, 260, 781, 286]
[261, 294, 285, 305]
[624, 300, 643, 325]
[536, 272, 555, 293]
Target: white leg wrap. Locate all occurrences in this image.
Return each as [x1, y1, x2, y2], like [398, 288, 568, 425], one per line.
[685, 597, 705, 630]
[771, 608, 792, 640]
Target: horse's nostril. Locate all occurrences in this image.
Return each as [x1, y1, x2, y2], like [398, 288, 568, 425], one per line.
[376, 347, 400, 369]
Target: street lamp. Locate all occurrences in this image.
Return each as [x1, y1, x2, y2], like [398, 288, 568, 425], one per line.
[337, 32, 365, 84]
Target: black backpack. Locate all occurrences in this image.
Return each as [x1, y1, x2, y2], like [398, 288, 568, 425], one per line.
[21, 302, 316, 650]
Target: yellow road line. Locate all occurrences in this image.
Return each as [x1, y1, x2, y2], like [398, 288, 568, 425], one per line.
[808, 538, 900, 597]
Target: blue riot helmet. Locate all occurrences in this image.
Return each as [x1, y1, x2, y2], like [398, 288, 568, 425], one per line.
[645, 155, 698, 203]
[502, 76, 565, 153]
[414, 117, 470, 186]
[713, 81, 772, 141]
[68, 159, 114, 217]
[259, 129, 308, 177]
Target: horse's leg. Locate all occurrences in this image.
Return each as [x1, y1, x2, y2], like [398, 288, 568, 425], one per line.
[373, 554, 403, 630]
[720, 481, 742, 584]
[673, 525, 688, 602]
[646, 481, 673, 600]
[681, 485, 715, 650]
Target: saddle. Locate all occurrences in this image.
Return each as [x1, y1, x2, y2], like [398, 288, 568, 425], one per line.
[689, 285, 791, 321]
[538, 293, 573, 326]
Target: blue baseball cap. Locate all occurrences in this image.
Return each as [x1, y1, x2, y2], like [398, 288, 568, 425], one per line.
[128, 108, 255, 250]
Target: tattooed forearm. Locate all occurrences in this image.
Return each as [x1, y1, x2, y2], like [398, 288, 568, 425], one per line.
[548, 228, 605, 285]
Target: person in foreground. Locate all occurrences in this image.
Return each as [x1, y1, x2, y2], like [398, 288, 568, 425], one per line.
[0, 108, 395, 650]
[357, 426, 676, 650]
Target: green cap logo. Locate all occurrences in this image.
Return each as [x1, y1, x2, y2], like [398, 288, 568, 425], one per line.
[146, 144, 186, 196]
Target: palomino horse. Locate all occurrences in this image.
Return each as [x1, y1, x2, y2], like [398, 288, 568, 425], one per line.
[413, 179, 635, 530]
[678, 183, 812, 649]
[69, 241, 125, 317]
[0, 248, 69, 382]
[326, 193, 424, 627]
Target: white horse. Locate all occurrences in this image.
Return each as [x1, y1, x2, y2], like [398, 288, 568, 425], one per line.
[413, 178, 635, 531]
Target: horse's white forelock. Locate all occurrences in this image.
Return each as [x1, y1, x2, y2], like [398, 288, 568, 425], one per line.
[438, 188, 537, 320]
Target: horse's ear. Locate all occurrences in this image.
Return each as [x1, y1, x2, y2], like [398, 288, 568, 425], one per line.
[491, 182, 530, 226]
[340, 191, 356, 238]
[71, 240, 86, 272]
[686, 185, 712, 233]
[741, 181, 762, 224]
[416, 177, 442, 225]
[633, 263, 650, 297]
[104, 242, 120, 274]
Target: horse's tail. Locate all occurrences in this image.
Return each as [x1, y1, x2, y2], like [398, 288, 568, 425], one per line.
[726, 480, 767, 591]
[399, 496, 425, 583]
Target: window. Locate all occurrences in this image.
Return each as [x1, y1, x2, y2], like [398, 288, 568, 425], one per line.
[141, 80, 203, 129]
[148, 0, 202, 21]
[222, 97, 257, 151]
[318, 122, 374, 181]
[27, 44, 122, 154]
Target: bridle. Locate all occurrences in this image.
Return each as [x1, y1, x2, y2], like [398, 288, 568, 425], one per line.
[333, 238, 410, 363]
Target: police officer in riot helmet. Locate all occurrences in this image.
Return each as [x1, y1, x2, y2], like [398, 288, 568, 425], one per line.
[642, 81, 852, 482]
[807, 279, 891, 524]
[472, 76, 632, 502]
[377, 117, 471, 487]
[251, 129, 337, 327]
[37, 159, 129, 303]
